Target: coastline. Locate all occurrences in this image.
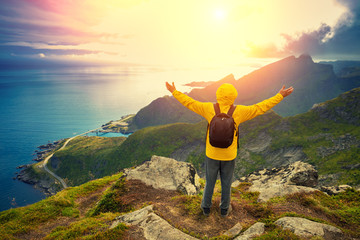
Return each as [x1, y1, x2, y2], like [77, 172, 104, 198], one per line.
[14, 114, 135, 197]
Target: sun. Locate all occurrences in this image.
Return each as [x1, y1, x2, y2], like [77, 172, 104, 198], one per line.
[214, 8, 227, 20]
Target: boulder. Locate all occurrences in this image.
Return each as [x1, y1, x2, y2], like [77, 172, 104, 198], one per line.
[320, 185, 352, 195]
[234, 222, 265, 240]
[275, 217, 344, 240]
[241, 161, 318, 201]
[287, 161, 318, 187]
[223, 222, 243, 238]
[124, 155, 201, 195]
[111, 205, 197, 240]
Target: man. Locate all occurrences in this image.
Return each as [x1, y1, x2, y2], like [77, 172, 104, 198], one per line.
[165, 82, 293, 217]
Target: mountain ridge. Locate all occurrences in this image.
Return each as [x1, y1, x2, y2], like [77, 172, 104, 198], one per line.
[126, 55, 360, 133]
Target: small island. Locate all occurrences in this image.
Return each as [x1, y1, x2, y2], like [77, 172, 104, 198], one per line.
[183, 81, 215, 88]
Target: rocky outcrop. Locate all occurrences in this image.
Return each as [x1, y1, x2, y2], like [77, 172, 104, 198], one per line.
[275, 217, 344, 240]
[111, 205, 197, 240]
[16, 165, 60, 196]
[124, 155, 201, 195]
[238, 161, 318, 201]
[224, 223, 243, 238]
[234, 222, 265, 240]
[320, 185, 353, 195]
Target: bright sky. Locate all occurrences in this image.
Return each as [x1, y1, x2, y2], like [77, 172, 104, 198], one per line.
[1, 0, 358, 68]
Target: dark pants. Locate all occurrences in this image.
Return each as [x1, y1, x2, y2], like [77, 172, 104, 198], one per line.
[201, 156, 235, 210]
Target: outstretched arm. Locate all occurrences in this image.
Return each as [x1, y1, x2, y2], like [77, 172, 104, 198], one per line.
[235, 85, 294, 124]
[166, 82, 176, 93]
[279, 85, 294, 97]
[165, 81, 211, 119]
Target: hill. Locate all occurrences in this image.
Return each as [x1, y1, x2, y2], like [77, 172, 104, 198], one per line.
[236, 87, 360, 187]
[1, 157, 360, 239]
[127, 95, 203, 132]
[39, 121, 206, 187]
[27, 87, 358, 192]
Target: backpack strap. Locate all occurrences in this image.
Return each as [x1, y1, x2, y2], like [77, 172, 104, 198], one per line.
[214, 103, 236, 116]
[214, 103, 220, 115]
[227, 104, 236, 116]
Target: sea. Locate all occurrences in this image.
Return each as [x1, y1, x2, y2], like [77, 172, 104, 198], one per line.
[0, 64, 256, 211]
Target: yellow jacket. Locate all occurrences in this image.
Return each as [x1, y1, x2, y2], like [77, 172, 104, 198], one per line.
[172, 83, 284, 161]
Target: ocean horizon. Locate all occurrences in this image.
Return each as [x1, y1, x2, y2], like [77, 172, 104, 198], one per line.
[0, 64, 255, 211]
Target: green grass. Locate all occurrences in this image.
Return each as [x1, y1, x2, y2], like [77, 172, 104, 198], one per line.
[0, 173, 122, 237]
[116, 121, 207, 167]
[50, 136, 126, 186]
[87, 178, 134, 217]
[253, 227, 302, 240]
[1, 171, 359, 239]
[237, 89, 360, 186]
[49, 121, 207, 187]
[44, 213, 127, 240]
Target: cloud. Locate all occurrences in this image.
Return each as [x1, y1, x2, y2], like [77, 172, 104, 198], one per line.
[0, 0, 116, 58]
[282, 0, 360, 59]
[245, 0, 360, 59]
[281, 23, 332, 56]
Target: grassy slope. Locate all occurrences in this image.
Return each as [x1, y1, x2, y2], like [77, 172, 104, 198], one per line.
[115, 121, 207, 167]
[50, 137, 126, 186]
[0, 173, 126, 240]
[49, 88, 359, 189]
[51, 121, 207, 187]
[238, 88, 360, 186]
[1, 171, 359, 239]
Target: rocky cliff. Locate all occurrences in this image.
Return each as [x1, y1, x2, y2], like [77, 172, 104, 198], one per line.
[3, 156, 359, 239]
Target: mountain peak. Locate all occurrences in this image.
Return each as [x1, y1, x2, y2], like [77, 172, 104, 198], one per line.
[298, 54, 314, 63]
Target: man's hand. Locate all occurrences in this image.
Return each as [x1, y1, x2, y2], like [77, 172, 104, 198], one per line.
[279, 85, 294, 97]
[166, 82, 176, 93]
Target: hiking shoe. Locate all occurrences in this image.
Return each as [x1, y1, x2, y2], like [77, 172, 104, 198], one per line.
[220, 205, 232, 217]
[202, 207, 210, 216]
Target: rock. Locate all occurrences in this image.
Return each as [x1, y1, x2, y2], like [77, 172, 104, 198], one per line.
[320, 185, 352, 195]
[223, 222, 243, 238]
[124, 155, 201, 195]
[242, 161, 318, 201]
[111, 205, 197, 240]
[275, 217, 344, 240]
[234, 222, 265, 240]
[231, 180, 241, 188]
[287, 161, 318, 187]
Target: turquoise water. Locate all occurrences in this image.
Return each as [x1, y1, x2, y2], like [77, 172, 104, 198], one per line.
[0, 65, 252, 211]
[0, 67, 153, 211]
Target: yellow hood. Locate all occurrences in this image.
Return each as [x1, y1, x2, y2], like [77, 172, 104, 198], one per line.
[216, 83, 238, 105]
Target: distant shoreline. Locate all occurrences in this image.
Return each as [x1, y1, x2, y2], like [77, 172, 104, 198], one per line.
[14, 115, 134, 196]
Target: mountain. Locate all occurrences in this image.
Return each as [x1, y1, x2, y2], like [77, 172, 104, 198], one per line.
[127, 95, 204, 132]
[126, 55, 360, 133]
[189, 55, 346, 116]
[319, 60, 360, 75]
[29, 87, 358, 190]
